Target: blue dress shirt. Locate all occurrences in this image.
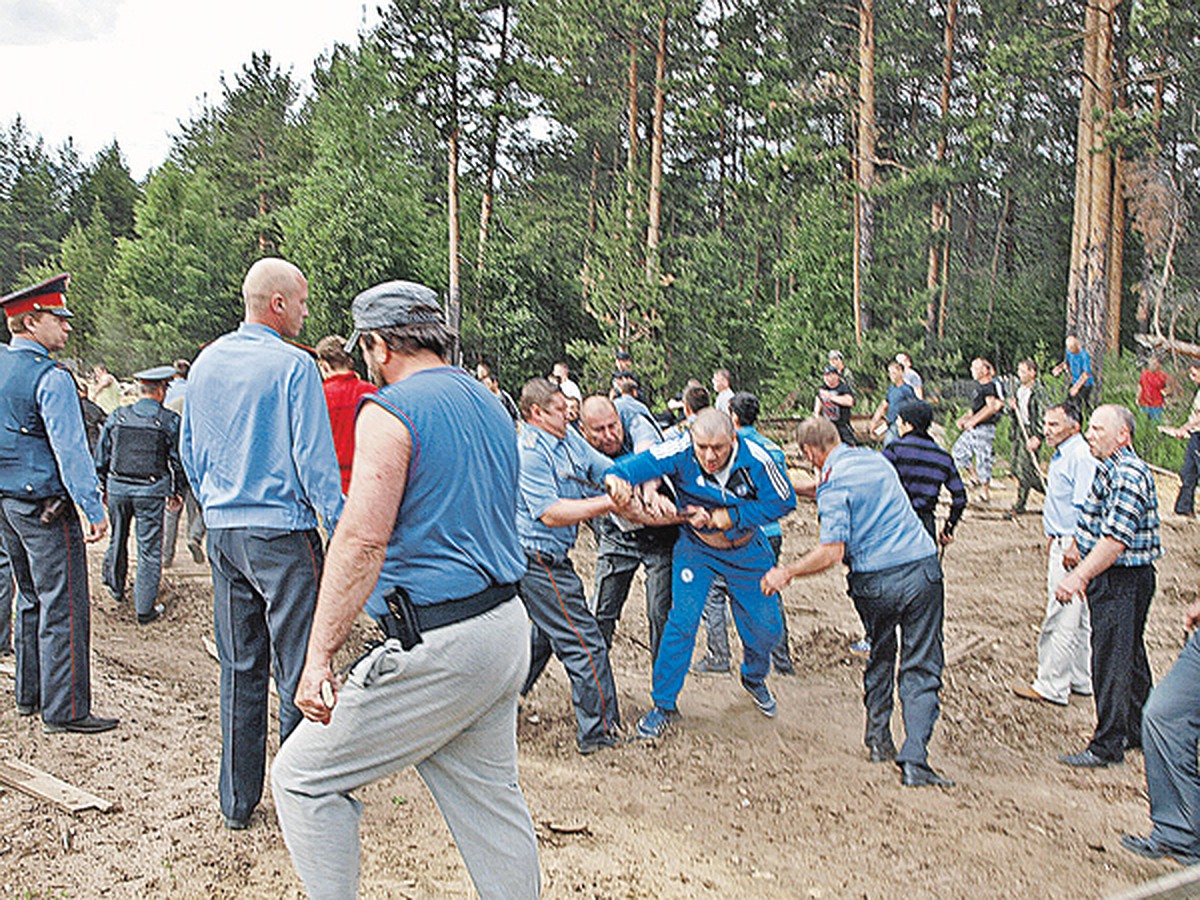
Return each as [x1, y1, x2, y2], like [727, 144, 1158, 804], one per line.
[815, 443, 935, 573]
[179, 323, 343, 531]
[516, 422, 613, 556]
[1041, 432, 1099, 538]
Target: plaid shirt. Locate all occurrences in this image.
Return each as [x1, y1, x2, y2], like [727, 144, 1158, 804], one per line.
[1074, 446, 1162, 567]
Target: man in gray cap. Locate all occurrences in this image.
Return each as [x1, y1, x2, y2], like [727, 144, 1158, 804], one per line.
[94, 365, 186, 625]
[181, 257, 343, 830]
[0, 274, 117, 734]
[272, 281, 539, 898]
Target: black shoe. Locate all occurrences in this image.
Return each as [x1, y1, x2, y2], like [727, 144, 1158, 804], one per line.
[137, 603, 166, 625]
[774, 661, 797, 676]
[188, 540, 206, 564]
[900, 762, 955, 787]
[223, 815, 250, 831]
[43, 714, 119, 734]
[105, 585, 126, 603]
[16, 703, 39, 716]
[1058, 748, 1121, 768]
[1121, 833, 1200, 865]
[868, 742, 897, 763]
[578, 735, 619, 756]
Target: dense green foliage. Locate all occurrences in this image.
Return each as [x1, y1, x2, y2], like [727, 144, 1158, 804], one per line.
[2, 0, 1197, 428]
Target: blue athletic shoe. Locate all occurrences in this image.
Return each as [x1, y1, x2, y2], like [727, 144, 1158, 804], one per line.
[741, 675, 777, 718]
[634, 706, 676, 740]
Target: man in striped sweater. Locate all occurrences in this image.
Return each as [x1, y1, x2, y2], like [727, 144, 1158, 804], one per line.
[882, 400, 966, 545]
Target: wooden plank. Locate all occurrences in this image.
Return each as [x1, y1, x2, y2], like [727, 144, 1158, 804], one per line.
[0, 759, 113, 813]
[1105, 864, 1200, 900]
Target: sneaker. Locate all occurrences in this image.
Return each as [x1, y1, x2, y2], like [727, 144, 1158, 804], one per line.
[741, 675, 777, 717]
[850, 638, 871, 655]
[691, 656, 730, 675]
[577, 734, 618, 756]
[137, 603, 166, 626]
[633, 706, 676, 740]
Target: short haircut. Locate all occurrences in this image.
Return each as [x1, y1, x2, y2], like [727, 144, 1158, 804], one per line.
[1101, 403, 1136, 440]
[614, 373, 640, 396]
[1046, 402, 1080, 425]
[173, 359, 190, 378]
[713, 367, 732, 383]
[360, 319, 455, 361]
[316, 335, 354, 370]
[1018, 358, 1037, 373]
[683, 385, 711, 414]
[519, 377, 562, 421]
[728, 391, 760, 427]
[897, 400, 933, 434]
[692, 407, 735, 439]
[796, 415, 839, 451]
[887, 360, 903, 375]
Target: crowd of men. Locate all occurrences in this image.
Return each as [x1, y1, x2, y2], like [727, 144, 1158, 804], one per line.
[3, 263, 1200, 894]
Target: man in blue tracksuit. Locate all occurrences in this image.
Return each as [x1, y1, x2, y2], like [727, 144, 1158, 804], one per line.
[606, 407, 796, 740]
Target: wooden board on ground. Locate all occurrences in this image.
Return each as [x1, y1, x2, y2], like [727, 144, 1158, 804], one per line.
[1105, 864, 1200, 900]
[0, 759, 113, 813]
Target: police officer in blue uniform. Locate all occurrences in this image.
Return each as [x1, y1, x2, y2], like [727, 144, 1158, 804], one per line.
[0, 274, 118, 734]
[95, 365, 185, 625]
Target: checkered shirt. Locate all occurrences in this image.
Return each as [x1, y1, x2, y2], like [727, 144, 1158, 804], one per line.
[1074, 446, 1162, 567]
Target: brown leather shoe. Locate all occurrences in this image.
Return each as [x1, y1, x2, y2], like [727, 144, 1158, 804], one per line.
[1012, 684, 1063, 705]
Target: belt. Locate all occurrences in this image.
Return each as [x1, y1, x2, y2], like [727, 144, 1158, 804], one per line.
[379, 582, 517, 643]
[689, 528, 756, 550]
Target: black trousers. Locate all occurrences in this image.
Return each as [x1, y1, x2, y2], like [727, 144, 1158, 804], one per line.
[1087, 564, 1155, 762]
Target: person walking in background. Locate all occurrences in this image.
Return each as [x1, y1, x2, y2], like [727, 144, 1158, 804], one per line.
[162, 358, 205, 567]
[315, 334, 376, 493]
[90, 361, 120, 414]
[1166, 363, 1200, 519]
[815, 364, 856, 446]
[896, 352, 924, 400]
[952, 358, 1004, 503]
[870, 360, 917, 447]
[712, 368, 734, 413]
[1053, 334, 1093, 412]
[181, 257, 344, 829]
[882, 400, 966, 544]
[1006, 359, 1048, 517]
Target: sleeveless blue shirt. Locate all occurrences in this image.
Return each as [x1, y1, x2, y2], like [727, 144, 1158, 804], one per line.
[364, 367, 526, 618]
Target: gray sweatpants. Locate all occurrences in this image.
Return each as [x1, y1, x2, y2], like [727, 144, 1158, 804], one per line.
[271, 597, 540, 900]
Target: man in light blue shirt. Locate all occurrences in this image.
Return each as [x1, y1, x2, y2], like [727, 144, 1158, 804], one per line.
[180, 257, 343, 830]
[516, 377, 626, 755]
[763, 416, 952, 787]
[1014, 403, 1099, 706]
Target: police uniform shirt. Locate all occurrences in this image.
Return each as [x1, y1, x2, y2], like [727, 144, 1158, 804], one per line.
[516, 422, 613, 556]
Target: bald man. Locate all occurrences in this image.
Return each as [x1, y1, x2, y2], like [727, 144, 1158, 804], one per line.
[606, 408, 796, 740]
[181, 257, 344, 829]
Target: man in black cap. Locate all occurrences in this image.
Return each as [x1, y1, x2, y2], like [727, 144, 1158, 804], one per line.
[95, 365, 186, 625]
[882, 400, 967, 543]
[815, 364, 856, 446]
[0, 274, 118, 734]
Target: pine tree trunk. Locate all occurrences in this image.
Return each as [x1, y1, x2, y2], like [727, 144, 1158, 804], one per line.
[645, 14, 667, 285]
[447, 126, 462, 363]
[854, 0, 876, 342]
[927, 0, 956, 341]
[475, 0, 512, 285]
[626, 36, 639, 235]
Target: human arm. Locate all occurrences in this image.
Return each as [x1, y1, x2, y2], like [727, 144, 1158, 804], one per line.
[958, 392, 1004, 430]
[294, 403, 409, 724]
[37, 368, 107, 536]
[289, 360, 346, 530]
[761, 541, 845, 595]
[870, 398, 888, 430]
[1185, 595, 1200, 632]
[1054, 536, 1123, 603]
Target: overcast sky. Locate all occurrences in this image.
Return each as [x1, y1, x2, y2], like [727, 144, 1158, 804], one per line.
[0, 0, 376, 178]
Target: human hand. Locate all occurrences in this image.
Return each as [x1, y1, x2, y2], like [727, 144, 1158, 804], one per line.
[1068, 385, 1079, 397]
[939, 530, 954, 547]
[709, 508, 733, 531]
[1025, 436, 1040, 454]
[1055, 569, 1086, 605]
[956, 415, 971, 430]
[166, 495, 183, 513]
[86, 516, 109, 544]
[1061, 541, 1080, 570]
[683, 505, 712, 529]
[761, 566, 791, 596]
[605, 474, 633, 507]
[295, 657, 337, 725]
[1185, 597, 1200, 632]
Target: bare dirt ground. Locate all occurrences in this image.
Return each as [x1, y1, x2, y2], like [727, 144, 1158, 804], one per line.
[1, 472, 1197, 898]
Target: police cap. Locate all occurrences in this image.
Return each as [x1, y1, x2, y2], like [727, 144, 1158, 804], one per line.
[0, 273, 73, 319]
[133, 365, 177, 383]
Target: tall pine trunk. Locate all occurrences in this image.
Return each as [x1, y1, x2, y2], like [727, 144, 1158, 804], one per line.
[853, 0, 876, 344]
[927, 0, 956, 342]
[645, 14, 667, 285]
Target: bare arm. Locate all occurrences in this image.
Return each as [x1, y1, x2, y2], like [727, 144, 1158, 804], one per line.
[1054, 536, 1124, 604]
[295, 403, 409, 724]
[540, 494, 617, 527]
[761, 541, 845, 595]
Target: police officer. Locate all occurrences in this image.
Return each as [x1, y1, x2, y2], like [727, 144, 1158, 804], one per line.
[181, 257, 343, 829]
[763, 416, 952, 787]
[95, 365, 185, 625]
[0, 274, 118, 734]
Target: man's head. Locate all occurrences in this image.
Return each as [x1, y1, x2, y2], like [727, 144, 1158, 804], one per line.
[896, 400, 933, 437]
[613, 372, 640, 397]
[1017, 359, 1036, 384]
[243, 258, 309, 338]
[481, 373, 502, 396]
[552, 362, 570, 383]
[712, 368, 732, 393]
[887, 360, 905, 385]
[683, 384, 711, 417]
[970, 357, 992, 382]
[346, 280, 452, 384]
[896, 352, 912, 369]
[133, 365, 176, 402]
[828, 350, 845, 372]
[691, 407, 736, 473]
[580, 396, 624, 456]
[822, 364, 841, 388]
[796, 415, 840, 467]
[1085, 404, 1135, 460]
[520, 377, 568, 438]
[2, 273, 74, 352]
[173, 359, 190, 380]
[728, 391, 760, 429]
[1066, 334, 1081, 354]
[1146, 356, 1161, 372]
[315, 335, 355, 377]
[1043, 403, 1081, 448]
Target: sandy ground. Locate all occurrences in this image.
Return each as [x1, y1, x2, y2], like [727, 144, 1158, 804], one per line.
[1, 472, 1197, 899]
